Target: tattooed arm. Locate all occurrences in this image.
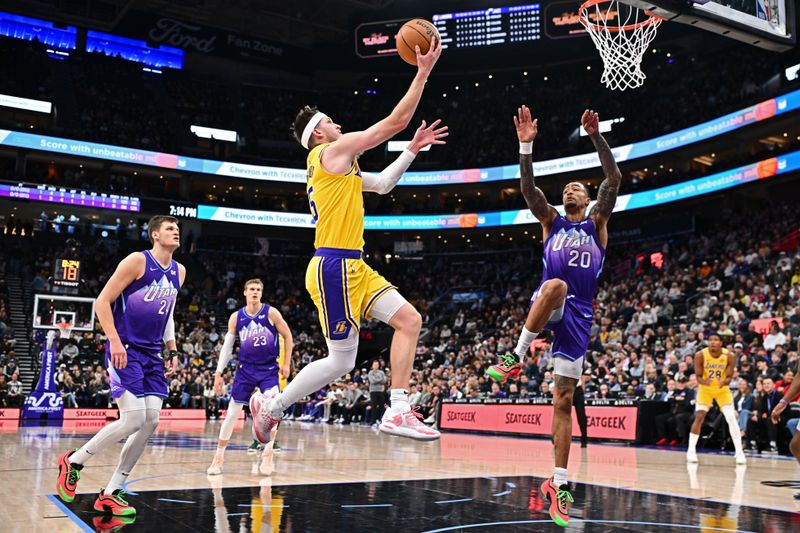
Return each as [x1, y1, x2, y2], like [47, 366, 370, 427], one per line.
[583, 110, 622, 247]
[515, 105, 557, 237]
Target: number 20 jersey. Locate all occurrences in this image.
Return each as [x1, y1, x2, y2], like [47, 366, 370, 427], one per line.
[539, 216, 605, 302]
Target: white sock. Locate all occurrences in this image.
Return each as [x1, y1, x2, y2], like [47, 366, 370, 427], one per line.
[106, 471, 129, 493]
[514, 327, 538, 362]
[215, 445, 226, 455]
[688, 433, 699, 453]
[390, 389, 409, 412]
[553, 467, 568, 487]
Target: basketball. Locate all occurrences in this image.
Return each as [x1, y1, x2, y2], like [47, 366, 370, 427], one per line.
[396, 18, 439, 65]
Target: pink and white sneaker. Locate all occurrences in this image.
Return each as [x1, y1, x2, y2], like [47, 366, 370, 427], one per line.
[379, 406, 440, 441]
[250, 390, 280, 445]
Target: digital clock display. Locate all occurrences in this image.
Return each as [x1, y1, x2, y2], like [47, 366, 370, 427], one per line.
[53, 258, 81, 287]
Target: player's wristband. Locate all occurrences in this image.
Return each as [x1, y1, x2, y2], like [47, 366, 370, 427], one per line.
[779, 399, 789, 406]
[168, 350, 179, 360]
[519, 142, 533, 155]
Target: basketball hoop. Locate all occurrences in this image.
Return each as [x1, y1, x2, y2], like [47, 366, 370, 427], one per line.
[579, 0, 665, 91]
[57, 321, 73, 340]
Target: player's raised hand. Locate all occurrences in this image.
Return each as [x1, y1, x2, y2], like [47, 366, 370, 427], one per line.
[109, 338, 127, 369]
[416, 36, 442, 75]
[410, 119, 448, 152]
[513, 105, 538, 143]
[581, 109, 600, 136]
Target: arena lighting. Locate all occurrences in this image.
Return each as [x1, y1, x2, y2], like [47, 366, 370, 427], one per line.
[0, 94, 52, 114]
[786, 63, 800, 81]
[190, 125, 238, 143]
[387, 141, 430, 152]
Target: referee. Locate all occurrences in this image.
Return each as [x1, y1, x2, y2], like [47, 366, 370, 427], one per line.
[573, 370, 590, 447]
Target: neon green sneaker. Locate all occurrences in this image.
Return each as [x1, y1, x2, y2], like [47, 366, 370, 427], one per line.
[540, 476, 573, 528]
[486, 353, 522, 383]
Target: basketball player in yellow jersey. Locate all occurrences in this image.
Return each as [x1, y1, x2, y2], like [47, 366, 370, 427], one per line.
[250, 37, 448, 442]
[686, 333, 746, 465]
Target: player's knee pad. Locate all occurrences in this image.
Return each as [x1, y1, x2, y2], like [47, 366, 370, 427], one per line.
[120, 408, 147, 434]
[325, 330, 359, 376]
[367, 289, 409, 325]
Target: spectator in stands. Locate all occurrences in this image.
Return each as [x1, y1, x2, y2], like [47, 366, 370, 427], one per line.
[763, 321, 787, 351]
[7, 372, 22, 407]
[0, 374, 7, 407]
[734, 380, 754, 443]
[367, 361, 387, 426]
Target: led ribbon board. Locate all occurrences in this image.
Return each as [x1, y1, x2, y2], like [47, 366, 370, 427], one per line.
[0, 89, 797, 185]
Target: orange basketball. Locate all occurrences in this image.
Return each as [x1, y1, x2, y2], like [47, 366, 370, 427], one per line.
[395, 19, 439, 65]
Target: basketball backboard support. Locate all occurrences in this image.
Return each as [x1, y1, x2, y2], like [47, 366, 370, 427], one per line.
[620, 0, 796, 50]
[32, 294, 96, 332]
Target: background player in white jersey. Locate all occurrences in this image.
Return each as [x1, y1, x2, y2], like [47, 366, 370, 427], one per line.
[487, 106, 621, 527]
[207, 278, 292, 476]
[55, 215, 185, 518]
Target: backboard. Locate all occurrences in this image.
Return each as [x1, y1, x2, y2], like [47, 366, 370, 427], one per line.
[622, 0, 796, 50]
[33, 294, 96, 332]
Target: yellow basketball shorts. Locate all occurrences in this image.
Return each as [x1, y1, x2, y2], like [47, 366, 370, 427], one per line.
[306, 248, 396, 341]
[696, 385, 733, 409]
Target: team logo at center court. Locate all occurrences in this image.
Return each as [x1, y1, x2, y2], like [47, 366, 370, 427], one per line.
[334, 321, 348, 334]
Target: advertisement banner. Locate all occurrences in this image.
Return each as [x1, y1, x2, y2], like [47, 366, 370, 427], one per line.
[117, 11, 307, 67]
[62, 408, 208, 420]
[0, 89, 798, 187]
[22, 335, 63, 419]
[191, 150, 800, 230]
[0, 408, 20, 420]
[439, 402, 638, 441]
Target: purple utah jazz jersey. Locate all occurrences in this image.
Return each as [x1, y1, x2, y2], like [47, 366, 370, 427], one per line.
[112, 250, 180, 353]
[236, 304, 280, 366]
[532, 216, 605, 362]
[541, 216, 605, 301]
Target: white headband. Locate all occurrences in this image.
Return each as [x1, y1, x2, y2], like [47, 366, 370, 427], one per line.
[300, 111, 328, 149]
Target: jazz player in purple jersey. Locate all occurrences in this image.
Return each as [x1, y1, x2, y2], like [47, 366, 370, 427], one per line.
[55, 215, 184, 518]
[207, 278, 292, 477]
[486, 106, 621, 528]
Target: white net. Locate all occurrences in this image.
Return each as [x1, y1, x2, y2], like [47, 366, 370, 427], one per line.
[57, 321, 73, 340]
[580, 0, 663, 91]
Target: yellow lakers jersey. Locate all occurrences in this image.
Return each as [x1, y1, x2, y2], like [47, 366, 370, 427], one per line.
[306, 143, 365, 251]
[277, 336, 287, 390]
[702, 348, 728, 387]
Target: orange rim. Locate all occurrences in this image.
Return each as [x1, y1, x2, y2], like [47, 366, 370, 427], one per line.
[579, 0, 665, 32]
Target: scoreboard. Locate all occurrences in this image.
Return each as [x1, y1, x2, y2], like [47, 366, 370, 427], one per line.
[355, 4, 543, 58]
[0, 183, 140, 211]
[433, 4, 542, 48]
[53, 258, 81, 288]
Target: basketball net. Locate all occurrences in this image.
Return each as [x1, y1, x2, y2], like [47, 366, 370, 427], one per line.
[57, 321, 73, 340]
[580, 0, 664, 91]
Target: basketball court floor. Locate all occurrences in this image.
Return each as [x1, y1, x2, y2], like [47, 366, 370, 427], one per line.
[2, 419, 798, 532]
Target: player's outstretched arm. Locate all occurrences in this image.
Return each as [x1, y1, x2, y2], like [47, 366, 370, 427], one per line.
[515, 105, 556, 229]
[362, 119, 448, 195]
[214, 312, 238, 395]
[269, 307, 293, 379]
[325, 38, 441, 166]
[585, 110, 622, 225]
[96, 252, 146, 369]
